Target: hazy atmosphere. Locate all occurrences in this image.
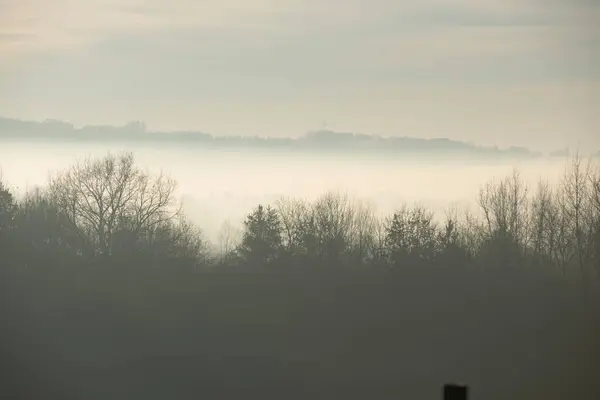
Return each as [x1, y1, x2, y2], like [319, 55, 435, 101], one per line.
[1, 1, 599, 400]
[0, 139, 574, 244]
[1, 0, 599, 150]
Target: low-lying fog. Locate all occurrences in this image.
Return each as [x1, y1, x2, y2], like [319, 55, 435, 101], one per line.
[0, 140, 570, 245]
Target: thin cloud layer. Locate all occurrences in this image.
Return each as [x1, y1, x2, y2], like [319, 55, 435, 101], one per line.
[1, 0, 596, 54]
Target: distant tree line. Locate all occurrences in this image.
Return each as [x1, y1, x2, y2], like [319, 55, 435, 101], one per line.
[1, 151, 599, 284]
[0, 116, 550, 159]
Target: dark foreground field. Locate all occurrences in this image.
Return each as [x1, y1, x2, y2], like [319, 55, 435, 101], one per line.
[1, 264, 599, 400]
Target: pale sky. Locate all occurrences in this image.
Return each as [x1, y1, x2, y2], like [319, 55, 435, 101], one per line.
[0, 0, 598, 151]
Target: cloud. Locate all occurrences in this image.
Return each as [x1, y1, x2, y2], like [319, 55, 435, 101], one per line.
[2, 0, 597, 82]
[0, 0, 169, 56]
[1, 0, 597, 54]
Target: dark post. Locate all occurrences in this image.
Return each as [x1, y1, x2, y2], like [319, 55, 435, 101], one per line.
[443, 384, 468, 400]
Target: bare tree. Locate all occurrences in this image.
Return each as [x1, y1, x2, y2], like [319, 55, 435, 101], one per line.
[312, 191, 356, 262]
[275, 196, 312, 256]
[478, 168, 529, 246]
[460, 207, 487, 261]
[346, 198, 377, 264]
[585, 161, 600, 278]
[477, 168, 530, 270]
[47, 152, 181, 257]
[552, 186, 575, 275]
[372, 214, 390, 266]
[439, 206, 461, 247]
[556, 155, 594, 279]
[589, 164, 600, 217]
[529, 180, 557, 265]
[217, 219, 242, 261]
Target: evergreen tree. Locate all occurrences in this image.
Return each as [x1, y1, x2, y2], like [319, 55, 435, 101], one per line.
[0, 179, 16, 252]
[238, 204, 282, 266]
[385, 205, 438, 267]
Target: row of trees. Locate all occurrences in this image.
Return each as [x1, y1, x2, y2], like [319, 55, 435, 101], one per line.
[1, 153, 206, 269]
[228, 157, 600, 283]
[1, 152, 599, 283]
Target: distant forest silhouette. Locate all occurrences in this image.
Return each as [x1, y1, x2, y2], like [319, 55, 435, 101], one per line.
[1, 151, 600, 399]
[0, 116, 556, 159]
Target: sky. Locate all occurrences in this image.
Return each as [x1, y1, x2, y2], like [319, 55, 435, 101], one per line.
[0, 0, 598, 151]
